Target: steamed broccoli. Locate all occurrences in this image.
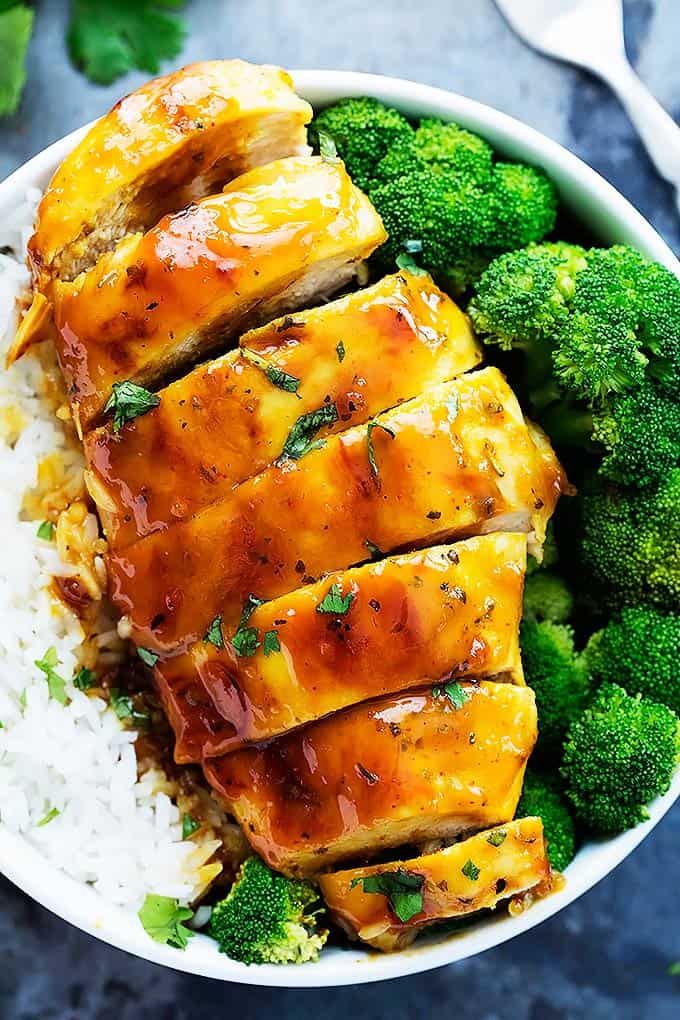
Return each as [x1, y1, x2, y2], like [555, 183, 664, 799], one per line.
[516, 769, 576, 872]
[585, 606, 680, 714]
[520, 619, 589, 761]
[523, 572, 574, 624]
[576, 470, 680, 611]
[469, 244, 680, 488]
[309, 99, 558, 292]
[208, 856, 327, 965]
[561, 683, 680, 834]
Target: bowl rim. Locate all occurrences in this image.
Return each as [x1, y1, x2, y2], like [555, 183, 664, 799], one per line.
[1, 67, 678, 988]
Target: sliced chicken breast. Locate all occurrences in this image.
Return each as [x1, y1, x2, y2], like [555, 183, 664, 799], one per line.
[157, 533, 527, 762]
[204, 682, 537, 875]
[28, 61, 312, 288]
[318, 817, 549, 951]
[84, 271, 481, 548]
[108, 367, 566, 653]
[53, 156, 386, 434]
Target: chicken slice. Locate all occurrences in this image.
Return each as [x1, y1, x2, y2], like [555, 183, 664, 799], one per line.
[318, 817, 550, 951]
[84, 271, 481, 548]
[52, 156, 386, 434]
[108, 367, 566, 654]
[156, 533, 527, 763]
[203, 682, 537, 876]
[28, 61, 312, 288]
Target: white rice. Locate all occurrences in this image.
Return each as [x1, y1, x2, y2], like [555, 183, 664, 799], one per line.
[0, 192, 214, 909]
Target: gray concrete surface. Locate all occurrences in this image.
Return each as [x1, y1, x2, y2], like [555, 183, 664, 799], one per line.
[0, 1, 679, 1017]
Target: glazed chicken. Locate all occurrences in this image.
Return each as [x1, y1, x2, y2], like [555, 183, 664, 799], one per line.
[28, 61, 312, 288]
[53, 155, 386, 433]
[108, 366, 566, 653]
[204, 682, 537, 875]
[318, 817, 549, 951]
[84, 271, 482, 547]
[156, 533, 527, 762]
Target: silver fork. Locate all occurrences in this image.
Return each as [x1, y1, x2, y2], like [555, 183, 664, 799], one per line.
[495, 0, 680, 208]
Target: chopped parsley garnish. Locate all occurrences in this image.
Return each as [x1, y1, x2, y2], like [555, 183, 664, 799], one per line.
[137, 894, 194, 951]
[365, 538, 385, 560]
[182, 814, 200, 839]
[462, 859, 480, 881]
[263, 629, 280, 656]
[36, 520, 55, 541]
[366, 420, 396, 481]
[396, 251, 428, 276]
[278, 403, 338, 461]
[230, 595, 265, 658]
[316, 583, 354, 616]
[137, 646, 159, 667]
[351, 869, 424, 923]
[241, 347, 301, 395]
[317, 130, 341, 164]
[204, 615, 224, 649]
[73, 666, 96, 691]
[487, 830, 507, 847]
[37, 806, 59, 827]
[104, 381, 160, 433]
[432, 681, 469, 710]
[109, 688, 150, 728]
[35, 647, 69, 706]
[336, 340, 346, 363]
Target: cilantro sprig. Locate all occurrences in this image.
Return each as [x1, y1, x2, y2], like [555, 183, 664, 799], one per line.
[104, 381, 160, 433]
[278, 403, 338, 461]
[241, 348, 301, 395]
[138, 893, 194, 951]
[35, 647, 69, 706]
[316, 583, 354, 616]
[351, 869, 424, 923]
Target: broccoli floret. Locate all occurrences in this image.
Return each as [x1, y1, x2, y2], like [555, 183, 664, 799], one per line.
[486, 163, 559, 252]
[309, 97, 414, 191]
[591, 382, 680, 487]
[561, 683, 680, 834]
[523, 572, 574, 624]
[208, 856, 327, 965]
[552, 310, 647, 403]
[520, 620, 590, 761]
[414, 118, 494, 185]
[585, 606, 680, 714]
[576, 470, 680, 610]
[516, 769, 576, 872]
[639, 260, 680, 392]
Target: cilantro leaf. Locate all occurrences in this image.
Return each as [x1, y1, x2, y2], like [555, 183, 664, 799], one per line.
[231, 625, 260, 658]
[462, 859, 480, 881]
[73, 666, 96, 691]
[278, 403, 338, 461]
[137, 646, 159, 667]
[336, 340, 346, 363]
[263, 629, 280, 656]
[364, 538, 385, 560]
[204, 615, 224, 649]
[316, 582, 354, 616]
[138, 893, 194, 950]
[109, 688, 150, 728]
[486, 829, 507, 847]
[432, 681, 469, 710]
[35, 647, 69, 706]
[103, 381, 160, 433]
[241, 348, 301, 395]
[351, 869, 424, 923]
[396, 251, 429, 276]
[68, 0, 187, 87]
[0, 4, 33, 118]
[36, 520, 55, 541]
[366, 420, 396, 481]
[182, 813, 200, 839]
[37, 806, 60, 827]
[317, 130, 341, 164]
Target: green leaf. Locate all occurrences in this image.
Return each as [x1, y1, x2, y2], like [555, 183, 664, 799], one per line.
[366, 420, 396, 481]
[336, 340, 346, 363]
[317, 130, 340, 164]
[138, 893, 194, 950]
[36, 520, 55, 541]
[263, 629, 280, 656]
[241, 348, 301, 394]
[103, 381, 160, 433]
[35, 647, 69, 706]
[182, 813, 200, 839]
[73, 666, 96, 691]
[68, 0, 187, 87]
[351, 869, 424, 923]
[37, 806, 60, 827]
[204, 615, 224, 649]
[0, 4, 33, 118]
[316, 582, 354, 616]
[137, 646, 159, 667]
[432, 681, 469, 710]
[461, 859, 480, 881]
[364, 538, 384, 560]
[486, 829, 507, 848]
[396, 251, 429, 276]
[278, 402, 338, 461]
[231, 625, 260, 658]
[109, 688, 150, 728]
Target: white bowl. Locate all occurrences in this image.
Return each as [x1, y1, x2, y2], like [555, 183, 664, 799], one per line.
[1, 69, 678, 987]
